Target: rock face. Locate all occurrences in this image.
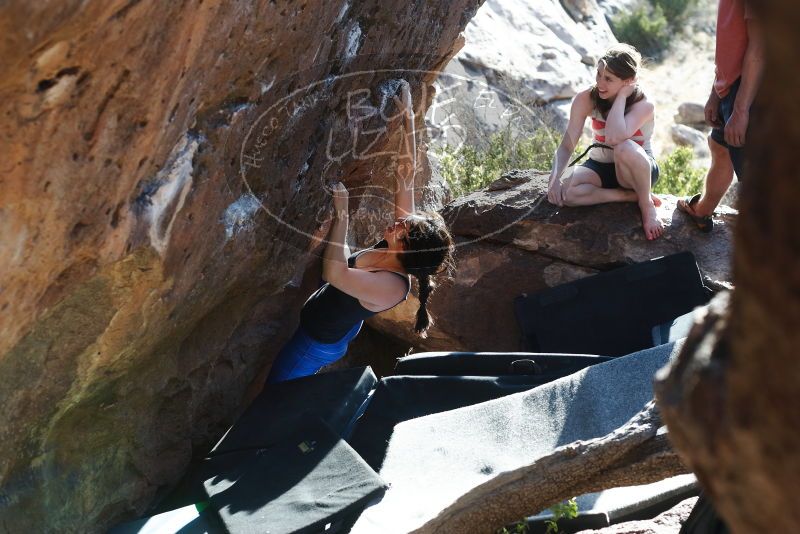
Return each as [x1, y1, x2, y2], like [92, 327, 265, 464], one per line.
[368, 170, 736, 351]
[0, 1, 480, 531]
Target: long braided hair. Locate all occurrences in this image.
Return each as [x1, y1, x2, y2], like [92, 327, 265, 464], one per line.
[590, 44, 646, 118]
[398, 211, 455, 337]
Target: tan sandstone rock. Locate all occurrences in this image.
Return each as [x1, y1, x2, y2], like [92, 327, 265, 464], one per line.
[0, 1, 480, 531]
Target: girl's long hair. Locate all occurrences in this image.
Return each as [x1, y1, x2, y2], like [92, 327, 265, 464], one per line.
[590, 43, 646, 118]
[398, 211, 455, 337]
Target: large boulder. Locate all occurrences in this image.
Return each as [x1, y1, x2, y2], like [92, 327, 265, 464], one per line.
[368, 170, 736, 351]
[671, 124, 710, 157]
[0, 1, 481, 531]
[457, 0, 614, 103]
[675, 101, 707, 128]
[426, 0, 622, 149]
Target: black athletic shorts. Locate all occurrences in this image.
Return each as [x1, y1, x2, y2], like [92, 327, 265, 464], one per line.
[581, 157, 660, 189]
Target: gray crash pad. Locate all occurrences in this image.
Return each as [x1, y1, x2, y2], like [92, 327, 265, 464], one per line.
[350, 341, 683, 533]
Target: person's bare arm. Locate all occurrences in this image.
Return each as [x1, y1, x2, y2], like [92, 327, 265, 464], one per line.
[322, 182, 351, 284]
[548, 90, 591, 205]
[725, 16, 764, 147]
[322, 183, 408, 308]
[394, 82, 416, 219]
[604, 88, 654, 146]
[704, 82, 723, 128]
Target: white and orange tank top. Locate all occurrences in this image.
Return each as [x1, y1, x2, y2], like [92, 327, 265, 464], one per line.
[587, 107, 655, 163]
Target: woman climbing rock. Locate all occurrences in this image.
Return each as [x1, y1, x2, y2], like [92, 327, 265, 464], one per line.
[267, 81, 455, 383]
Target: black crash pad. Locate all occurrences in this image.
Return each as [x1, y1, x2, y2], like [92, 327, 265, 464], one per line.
[680, 493, 730, 534]
[514, 252, 710, 356]
[203, 416, 385, 534]
[151, 367, 376, 514]
[211, 366, 377, 455]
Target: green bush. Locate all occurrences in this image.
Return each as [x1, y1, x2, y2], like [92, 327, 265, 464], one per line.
[545, 498, 579, 534]
[497, 520, 528, 534]
[611, 0, 695, 57]
[612, 4, 670, 58]
[655, 0, 695, 25]
[495, 498, 578, 534]
[438, 130, 705, 199]
[653, 146, 706, 196]
[435, 125, 561, 197]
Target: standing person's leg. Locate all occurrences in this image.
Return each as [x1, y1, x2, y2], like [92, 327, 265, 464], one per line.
[684, 135, 736, 218]
[613, 140, 664, 240]
[678, 79, 741, 230]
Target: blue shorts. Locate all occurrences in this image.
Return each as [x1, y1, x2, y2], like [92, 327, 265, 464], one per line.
[710, 77, 746, 180]
[581, 156, 660, 189]
[266, 321, 363, 383]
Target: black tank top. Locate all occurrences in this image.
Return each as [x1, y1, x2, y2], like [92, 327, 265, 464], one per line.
[299, 240, 411, 343]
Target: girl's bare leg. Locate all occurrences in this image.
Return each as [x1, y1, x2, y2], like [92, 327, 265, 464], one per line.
[562, 166, 638, 206]
[614, 141, 664, 240]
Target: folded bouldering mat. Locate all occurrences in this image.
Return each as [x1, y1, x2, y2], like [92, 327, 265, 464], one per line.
[349, 341, 683, 533]
[514, 252, 709, 356]
[526, 474, 697, 533]
[203, 416, 385, 534]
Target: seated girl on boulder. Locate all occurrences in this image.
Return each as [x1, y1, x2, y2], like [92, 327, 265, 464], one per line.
[267, 82, 455, 383]
[546, 44, 664, 240]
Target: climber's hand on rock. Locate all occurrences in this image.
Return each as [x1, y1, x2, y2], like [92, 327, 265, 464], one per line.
[331, 182, 349, 218]
[394, 81, 413, 118]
